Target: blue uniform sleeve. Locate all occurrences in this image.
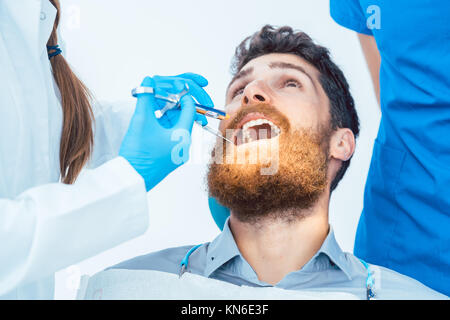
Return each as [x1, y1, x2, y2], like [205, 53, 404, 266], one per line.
[330, 0, 373, 35]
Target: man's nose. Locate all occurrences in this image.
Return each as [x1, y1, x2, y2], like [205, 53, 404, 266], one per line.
[242, 81, 272, 106]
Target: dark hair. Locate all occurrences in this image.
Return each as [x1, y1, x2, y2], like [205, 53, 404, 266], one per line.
[231, 25, 360, 192]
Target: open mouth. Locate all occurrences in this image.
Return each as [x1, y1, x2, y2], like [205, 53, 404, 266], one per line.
[233, 112, 281, 146]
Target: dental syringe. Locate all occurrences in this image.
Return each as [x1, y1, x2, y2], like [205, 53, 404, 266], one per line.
[131, 85, 232, 143]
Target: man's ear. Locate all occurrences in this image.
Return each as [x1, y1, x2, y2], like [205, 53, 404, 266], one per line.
[329, 128, 355, 161]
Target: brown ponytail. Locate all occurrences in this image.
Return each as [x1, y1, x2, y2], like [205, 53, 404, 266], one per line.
[47, 0, 94, 184]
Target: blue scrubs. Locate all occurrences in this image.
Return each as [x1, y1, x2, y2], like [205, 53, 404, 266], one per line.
[330, 0, 450, 295]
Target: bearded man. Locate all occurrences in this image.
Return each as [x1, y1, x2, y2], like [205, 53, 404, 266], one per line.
[97, 25, 446, 300]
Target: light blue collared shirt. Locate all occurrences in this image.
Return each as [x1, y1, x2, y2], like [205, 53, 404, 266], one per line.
[109, 218, 447, 299]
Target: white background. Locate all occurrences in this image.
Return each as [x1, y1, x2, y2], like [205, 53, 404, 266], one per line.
[55, 0, 380, 299]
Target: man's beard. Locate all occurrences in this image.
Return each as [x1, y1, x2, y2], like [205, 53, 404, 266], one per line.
[206, 103, 331, 224]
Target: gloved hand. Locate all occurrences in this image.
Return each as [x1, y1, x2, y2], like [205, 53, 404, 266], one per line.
[119, 73, 212, 191]
[152, 73, 212, 128]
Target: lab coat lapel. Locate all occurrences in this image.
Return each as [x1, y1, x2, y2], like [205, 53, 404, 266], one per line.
[39, 0, 57, 57]
[1, 0, 40, 55]
[0, 0, 56, 56]
[0, 0, 60, 195]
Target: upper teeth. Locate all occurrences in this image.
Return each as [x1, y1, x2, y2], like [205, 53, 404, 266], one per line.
[242, 118, 280, 134]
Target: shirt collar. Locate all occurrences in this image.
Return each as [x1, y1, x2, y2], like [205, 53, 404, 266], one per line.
[204, 217, 241, 278]
[301, 226, 354, 280]
[204, 218, 353, 281]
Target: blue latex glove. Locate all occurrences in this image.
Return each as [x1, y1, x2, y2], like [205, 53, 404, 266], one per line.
[152, 73, 212, 128]
[119, 74, 211, 191]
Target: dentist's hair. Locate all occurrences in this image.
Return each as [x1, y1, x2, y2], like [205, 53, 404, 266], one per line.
[48, 0, 94, 184]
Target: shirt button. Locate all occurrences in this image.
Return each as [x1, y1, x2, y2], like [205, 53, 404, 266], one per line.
[40, 11, 46, 20]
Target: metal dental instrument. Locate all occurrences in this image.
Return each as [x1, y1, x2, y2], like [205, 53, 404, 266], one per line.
[131, 86, 183, 119]
[131, 84, 232, 144]
[131, 85, 230, 121]
[195, 121, 233, 144]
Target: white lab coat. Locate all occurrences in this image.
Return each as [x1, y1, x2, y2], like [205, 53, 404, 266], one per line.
[0, 0, 149, 299]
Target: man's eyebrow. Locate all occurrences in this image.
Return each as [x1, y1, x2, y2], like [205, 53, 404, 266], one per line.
[227, 66, 254, 91]
[269, 61, 316, 89]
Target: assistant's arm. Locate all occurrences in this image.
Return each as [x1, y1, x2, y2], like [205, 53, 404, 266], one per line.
[357, 33, 381, 106]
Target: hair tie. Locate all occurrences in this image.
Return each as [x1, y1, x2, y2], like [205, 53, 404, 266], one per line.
[47, 45, 62, 59]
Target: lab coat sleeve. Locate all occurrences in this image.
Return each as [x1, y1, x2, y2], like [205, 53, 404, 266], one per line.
[87, 99, 136, 169]
[0, 156, 149, 295]
[329, 0, 373, 35]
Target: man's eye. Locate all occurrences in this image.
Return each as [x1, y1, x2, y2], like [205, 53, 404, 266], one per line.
[284, 79, 301, 88]
[231, 87, 244, 98]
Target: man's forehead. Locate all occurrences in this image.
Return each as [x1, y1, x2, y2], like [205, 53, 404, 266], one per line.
[228, 53, 319, 89]
[243, 53, 310, 69]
